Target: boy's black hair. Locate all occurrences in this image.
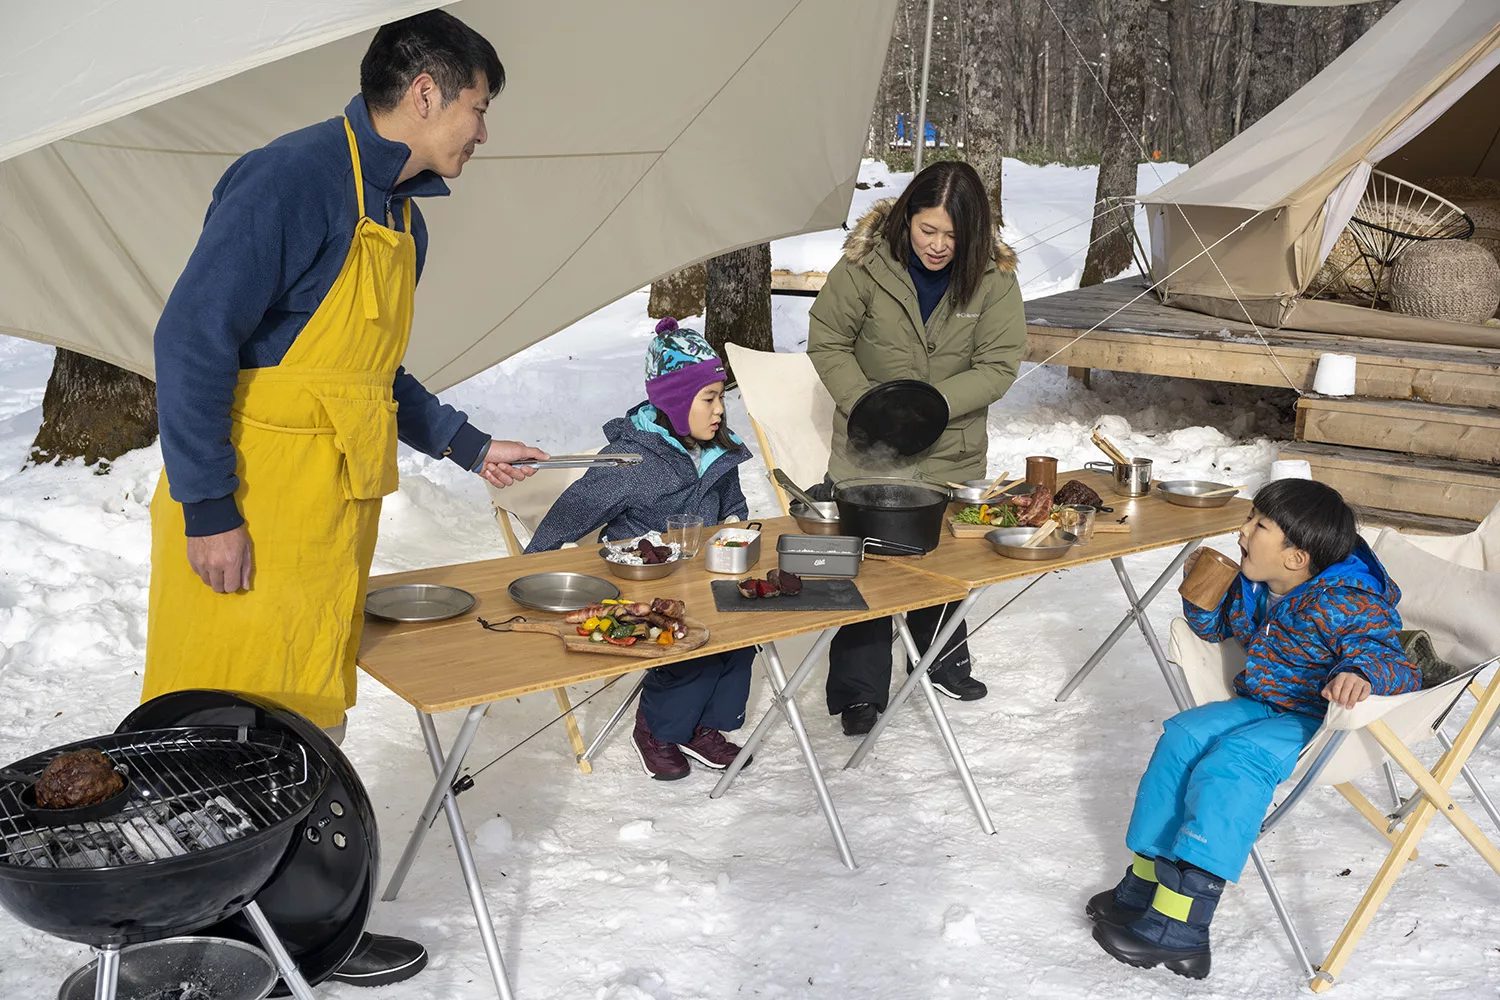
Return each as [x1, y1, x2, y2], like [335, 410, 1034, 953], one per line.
[1252, 479, 1357, 574]
[361, 11, 505, 113]
[651, 408, 744, 455]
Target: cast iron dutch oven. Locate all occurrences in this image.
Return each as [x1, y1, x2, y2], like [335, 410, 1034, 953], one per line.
[833, 477, 950, 555]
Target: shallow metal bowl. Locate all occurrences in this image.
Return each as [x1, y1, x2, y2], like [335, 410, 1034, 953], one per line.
[789, 500, 842, 535]
[950, 479, 993, 503]
[1157, 480, 1237, 509]
[507, 572, 620, 612]
[598, 548, 684, 581]
[985, 526, 1075, 561]
[365, 583, 476, 623]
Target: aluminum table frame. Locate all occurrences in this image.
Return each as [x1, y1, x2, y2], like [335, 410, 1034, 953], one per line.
[849, 541, 1203, 773]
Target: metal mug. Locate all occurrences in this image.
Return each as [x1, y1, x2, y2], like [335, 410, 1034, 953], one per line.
[1084, 458, 1153, 498]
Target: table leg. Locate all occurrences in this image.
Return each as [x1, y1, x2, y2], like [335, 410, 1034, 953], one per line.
[1054, 541, 1198, 705]
[1114, 556, 1195, 711]
[712, 631, 835, 798]
[867, 613, 996, 834]
[846, 589, 983, 770]
[581, 673, 646, 766]
[383, 704, 488, 902]
[711, 630, 856, 869]
[411, 709, 516, 1000]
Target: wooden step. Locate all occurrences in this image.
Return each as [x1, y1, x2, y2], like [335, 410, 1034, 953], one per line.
[1295, 397, 1500, 464]
[1279, 442, 1500, 523]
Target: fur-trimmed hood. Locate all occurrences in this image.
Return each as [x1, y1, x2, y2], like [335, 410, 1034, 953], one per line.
[841, 197, 1018, 273]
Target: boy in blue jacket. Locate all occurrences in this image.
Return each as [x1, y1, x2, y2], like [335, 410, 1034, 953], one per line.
[528, 320, 754, 781]
[1087, 479, 1419, 979]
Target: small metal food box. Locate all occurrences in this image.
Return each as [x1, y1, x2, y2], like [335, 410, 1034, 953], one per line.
[704, 523, 762, 575]
[776, 534, 864, 578]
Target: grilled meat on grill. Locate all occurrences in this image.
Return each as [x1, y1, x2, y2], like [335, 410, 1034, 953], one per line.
[33, 749, 123, 809]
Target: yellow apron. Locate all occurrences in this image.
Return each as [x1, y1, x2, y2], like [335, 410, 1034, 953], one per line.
[144, 119, 415, 727]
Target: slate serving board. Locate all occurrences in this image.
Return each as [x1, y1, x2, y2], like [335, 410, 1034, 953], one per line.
[710, 578, 869, 613]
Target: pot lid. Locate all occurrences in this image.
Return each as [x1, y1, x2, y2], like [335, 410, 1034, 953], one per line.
[846, 380, 948, 457]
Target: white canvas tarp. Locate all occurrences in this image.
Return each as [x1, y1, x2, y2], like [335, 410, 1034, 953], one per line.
[1138, 0, 1500, 345]
[0, 1, 898, 388]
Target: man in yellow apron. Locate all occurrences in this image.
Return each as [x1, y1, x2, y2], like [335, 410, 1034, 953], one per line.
[145, 12, 543, 988]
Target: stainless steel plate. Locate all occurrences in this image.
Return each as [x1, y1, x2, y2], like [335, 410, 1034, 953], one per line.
[1157, 480, 1237, 509]
[507, 572, 620, 612]
[365, 584, 476, 623]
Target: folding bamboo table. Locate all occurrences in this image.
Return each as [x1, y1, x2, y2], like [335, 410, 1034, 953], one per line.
[356, 523, 965, 1000]
[847, 469, 1252, 769]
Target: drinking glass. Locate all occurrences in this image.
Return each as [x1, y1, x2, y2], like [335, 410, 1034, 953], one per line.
[666, 515, 705, 558]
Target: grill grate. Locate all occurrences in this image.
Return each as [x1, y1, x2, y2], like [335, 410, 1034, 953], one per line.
[0, 728, 320, 871]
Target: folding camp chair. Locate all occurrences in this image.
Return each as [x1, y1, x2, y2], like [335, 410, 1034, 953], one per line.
[486, 453, 630, 774]
[1172, 620, 1498, 990]
[724, 343, 834, 514]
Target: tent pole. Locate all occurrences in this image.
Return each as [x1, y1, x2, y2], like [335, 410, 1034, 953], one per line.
[913, 0, 936, 174]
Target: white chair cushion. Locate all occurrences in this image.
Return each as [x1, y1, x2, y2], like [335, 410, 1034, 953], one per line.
[725, 343, 835, 512]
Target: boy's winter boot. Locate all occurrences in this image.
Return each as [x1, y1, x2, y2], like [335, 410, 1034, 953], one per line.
[1086, 853, 1158, 925]
[1091, 857, 1223, 980]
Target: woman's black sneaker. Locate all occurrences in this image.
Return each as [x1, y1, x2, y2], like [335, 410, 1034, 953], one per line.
[840, 703, 879, 735]
[930, 674, 987, 701]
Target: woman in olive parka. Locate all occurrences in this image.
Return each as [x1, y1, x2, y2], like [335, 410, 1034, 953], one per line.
[807, 160, 1024, 735]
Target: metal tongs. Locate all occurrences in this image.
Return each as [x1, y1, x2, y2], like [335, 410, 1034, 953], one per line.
[511, 453, 643, 470]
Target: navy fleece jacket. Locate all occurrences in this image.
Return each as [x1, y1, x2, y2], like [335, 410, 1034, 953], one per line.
[153, 95, 491, 536]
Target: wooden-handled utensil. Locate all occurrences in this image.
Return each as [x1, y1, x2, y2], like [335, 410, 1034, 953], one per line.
[1020, 519, 1061, 548]
[980, 477, 1026, 501]
[1091, 429, 1130, 466]
[1193, 484, 1246, 498]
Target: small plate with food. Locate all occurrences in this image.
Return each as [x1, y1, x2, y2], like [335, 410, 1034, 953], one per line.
[599, 532, 685, 580]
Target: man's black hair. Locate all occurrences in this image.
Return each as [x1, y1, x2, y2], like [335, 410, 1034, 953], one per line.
[361, 11, 504, 113]
[1251, 479, 1357, 574]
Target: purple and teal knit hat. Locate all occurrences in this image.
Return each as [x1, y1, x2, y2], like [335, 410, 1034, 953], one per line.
[645, 317, 727, 436]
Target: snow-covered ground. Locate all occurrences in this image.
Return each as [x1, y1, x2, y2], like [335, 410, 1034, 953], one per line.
[0, 159, 1494, 999]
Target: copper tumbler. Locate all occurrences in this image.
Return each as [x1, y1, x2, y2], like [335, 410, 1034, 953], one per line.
[1178, 548, 1241, 610]
[1025, 455, 1058, 494]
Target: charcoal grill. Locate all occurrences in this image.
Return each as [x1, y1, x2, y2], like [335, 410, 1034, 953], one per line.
[0, 727, 330, 1000]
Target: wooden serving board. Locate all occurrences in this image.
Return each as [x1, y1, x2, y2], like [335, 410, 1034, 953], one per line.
[947, 517, 1133, 538]
[488, 616, 710, 658]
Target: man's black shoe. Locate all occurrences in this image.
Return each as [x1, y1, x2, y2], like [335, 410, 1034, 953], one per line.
[327, 932, 429, 988]
[930, 674, 987, 701]
[840, 703, 879, 736]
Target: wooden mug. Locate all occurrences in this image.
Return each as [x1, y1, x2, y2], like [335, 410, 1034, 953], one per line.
[1178, 548, 1241, 611]
[1025, 455, 1058, 494]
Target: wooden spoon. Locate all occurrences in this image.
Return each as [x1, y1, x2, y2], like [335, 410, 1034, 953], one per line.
[1020, 519, 1062, 548]
[1193, 484, 1246, 498]
[1091, 429, 1130, 466]
[979, 477, 1026, 501]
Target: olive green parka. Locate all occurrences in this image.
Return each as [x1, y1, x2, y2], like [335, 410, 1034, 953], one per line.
[807, 197, 1024, 484]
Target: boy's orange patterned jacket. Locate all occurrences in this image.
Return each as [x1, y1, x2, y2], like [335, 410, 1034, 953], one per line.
[1184, 538, 1420, 716]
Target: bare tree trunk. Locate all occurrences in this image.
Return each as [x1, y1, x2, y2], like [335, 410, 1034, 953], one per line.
[1167, 0, 1212, 163]
[705, 243, 773, 385]
[28, 350, 158, 470]
[648, 263, 707, 320]
[966, 0, 1007, 226]
[1245, 2, 1297, 127]
[1080, 0, 1147, 287]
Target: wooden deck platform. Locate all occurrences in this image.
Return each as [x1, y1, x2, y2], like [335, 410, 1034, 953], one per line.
[1023, 279, 1500, 526]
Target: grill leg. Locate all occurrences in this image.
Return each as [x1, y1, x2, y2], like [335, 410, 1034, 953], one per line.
[92, 946, 120, 1000]
[243, 901, 319, 999]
